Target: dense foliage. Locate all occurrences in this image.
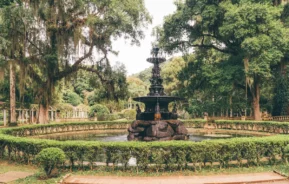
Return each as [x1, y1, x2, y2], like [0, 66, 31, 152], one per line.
[159, 0, 289, 120]
[89, 104, 110, 120]
[0, 0, 151, 124]
[123, 109, 137, 120]
[272, 73, 289, 116]
[2, 0, 289, 123]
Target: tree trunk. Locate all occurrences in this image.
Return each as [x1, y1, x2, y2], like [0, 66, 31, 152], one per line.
[252, 76, 262, 121]
[9, 62, 17, 125]
[229, 95, 233, 117]
[38, 104, 49, 124]
[0, 69, 4, 81]
[253, 97, 261, 121]
[244, 58, 262, 121]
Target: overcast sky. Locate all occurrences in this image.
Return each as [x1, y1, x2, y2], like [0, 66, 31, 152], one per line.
[109, 0, 177, 76]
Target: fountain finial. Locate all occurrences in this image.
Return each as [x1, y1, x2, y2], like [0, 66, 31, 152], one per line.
[152, 47, 159, 57]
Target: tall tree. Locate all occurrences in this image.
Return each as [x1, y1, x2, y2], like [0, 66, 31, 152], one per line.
[0, 0, 151, 124]
[0, 0, 26, 125]
[160, 0, 289, 120]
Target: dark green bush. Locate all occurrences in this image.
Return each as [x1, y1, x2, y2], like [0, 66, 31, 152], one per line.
[63, 91, 83, 106]
[89, 104, 110, 120]
[36, 147, 66, 177]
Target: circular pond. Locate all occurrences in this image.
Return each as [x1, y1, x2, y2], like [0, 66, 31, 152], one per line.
[34, 129, 264, 142]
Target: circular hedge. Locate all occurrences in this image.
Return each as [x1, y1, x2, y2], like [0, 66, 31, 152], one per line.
[0, 120, 289, 171]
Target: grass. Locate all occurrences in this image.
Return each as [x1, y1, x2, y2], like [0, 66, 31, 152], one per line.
[66, 164, 289, 177]
[0, 121, 3, 126]
[12, 173, 65, 184]
[0, 160, 287, 184]
[273, 164, 289, 177]
[13, 165, 289, 184]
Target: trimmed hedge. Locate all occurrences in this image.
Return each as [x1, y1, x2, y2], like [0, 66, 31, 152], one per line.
[1, 121, 132, 137]
[1, 120, 206, 137]
[214, 120, 289, 133]
[0, 119, 289, 171]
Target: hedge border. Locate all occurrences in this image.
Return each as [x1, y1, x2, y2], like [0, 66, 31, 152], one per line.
[0, 120, 289, 171]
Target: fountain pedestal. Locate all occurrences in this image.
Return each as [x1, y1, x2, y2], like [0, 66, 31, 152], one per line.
[128, 120, 188, 141]
[127, 47, 189, 141]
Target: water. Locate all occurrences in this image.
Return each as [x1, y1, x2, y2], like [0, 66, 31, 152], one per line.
[37, 131, 253, 142]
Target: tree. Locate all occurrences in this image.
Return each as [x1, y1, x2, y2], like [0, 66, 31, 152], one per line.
[0, 0, 151, 124]
[160, 0, 289, 120]
[161, 57, 185, 96]
[0, 1, 26, 125]
[127, 77, 147, 97]
[178, 49, 249, 117]
[272, 73, 289, 115]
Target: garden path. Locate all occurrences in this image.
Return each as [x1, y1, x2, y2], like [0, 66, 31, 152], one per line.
[63, 172, 288, 184]
[0, 171, 34, 183]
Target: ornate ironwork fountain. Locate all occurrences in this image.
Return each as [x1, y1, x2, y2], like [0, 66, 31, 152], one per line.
[128, 47, 189, 141]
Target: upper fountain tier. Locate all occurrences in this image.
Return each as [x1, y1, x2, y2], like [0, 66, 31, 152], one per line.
[146, 47, 166, 96]
[146, 47, 166, 65]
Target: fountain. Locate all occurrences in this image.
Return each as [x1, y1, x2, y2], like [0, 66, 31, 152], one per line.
[128, 47, 189, 141]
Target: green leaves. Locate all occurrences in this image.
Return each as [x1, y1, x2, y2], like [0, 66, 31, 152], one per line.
[160, 0, 289, 120]
[36, 147, 66, 177]
[89, 104, 110, 119]
[0, 0, 151, 124]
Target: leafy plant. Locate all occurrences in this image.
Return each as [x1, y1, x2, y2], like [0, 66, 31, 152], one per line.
[123, 109, 136, 120]
[63, 90, 83, 106]
[89, 104, 110, 120]
[36, 147, 66, 177]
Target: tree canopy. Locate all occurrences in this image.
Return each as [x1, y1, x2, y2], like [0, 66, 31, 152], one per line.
[159, 0, 289, 120]
[0, 0, 151, 123]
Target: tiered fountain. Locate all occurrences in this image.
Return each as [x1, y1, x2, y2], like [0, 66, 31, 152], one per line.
[128, 47, 189, 141]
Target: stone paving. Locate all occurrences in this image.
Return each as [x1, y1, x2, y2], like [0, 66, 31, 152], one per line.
[0, 171, 34, 183]
[63, 172, 288, 184]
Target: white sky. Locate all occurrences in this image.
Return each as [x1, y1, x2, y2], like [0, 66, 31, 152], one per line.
[109, 0, 177, 76]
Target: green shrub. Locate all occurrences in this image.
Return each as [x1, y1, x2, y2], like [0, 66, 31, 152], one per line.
[123, 109, 136, 120]
[89, 104, 110, 120]
[63, 91, 83, 106]
[36, 147, 66, 177]
[104, 114, 119, 121]
[116, 112, 125, 119]
[179, 111, 191, 119]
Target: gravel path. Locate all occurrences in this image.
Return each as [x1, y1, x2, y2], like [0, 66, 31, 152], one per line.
[63, 172, 288, 184]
